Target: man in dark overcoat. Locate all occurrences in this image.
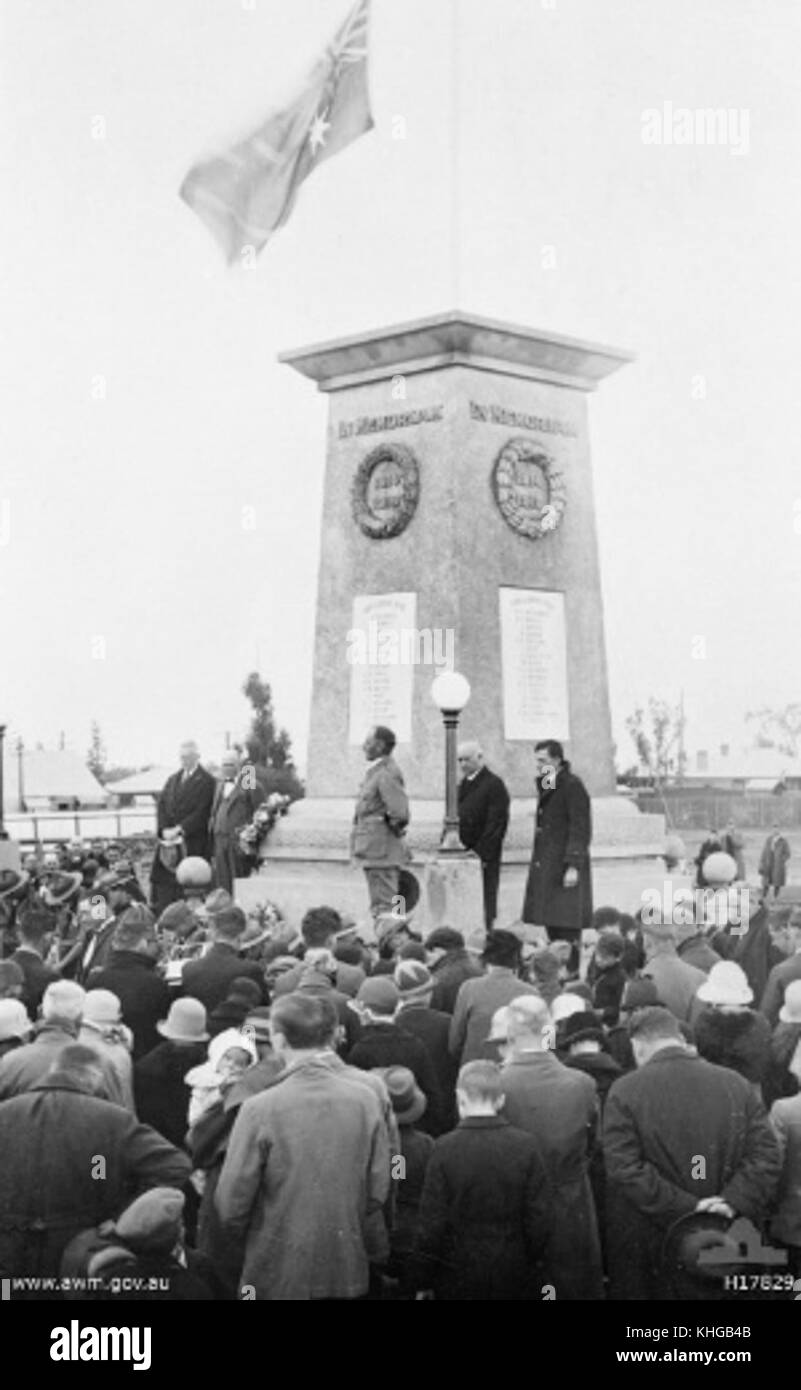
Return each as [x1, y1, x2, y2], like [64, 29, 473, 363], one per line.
[457, 741, 510, 929]
[522, 740, 592, 966]
[150, 741, 216, 913]
[602, 1006, 782, 1300]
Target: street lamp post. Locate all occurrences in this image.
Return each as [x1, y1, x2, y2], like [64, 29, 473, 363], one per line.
[0, 725, 6, 834]
[16, 738, 25, 813]
[431, 671, 471, 855]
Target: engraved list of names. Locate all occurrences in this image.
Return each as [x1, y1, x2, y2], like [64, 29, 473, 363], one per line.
[499, 588, 570, 741]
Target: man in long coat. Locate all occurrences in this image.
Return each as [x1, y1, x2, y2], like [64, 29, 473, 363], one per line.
[758, 825, 791, 900]
[350, 725, 410, 918]
[215, 994, 390, 1300]
[209, 752, 265, 895]
[522, 740, 592, 967]
[602, 1005, 781, 1300]
[457, 741, 510, 929]
[150, 741, 216, 913]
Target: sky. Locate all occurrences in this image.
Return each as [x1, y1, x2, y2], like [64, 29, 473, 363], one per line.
[2, 0, 800, 777]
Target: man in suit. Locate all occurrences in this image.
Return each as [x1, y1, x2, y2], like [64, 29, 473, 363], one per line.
[350, 725, 410, 919]
[150, 741, 216, 913]
[522, 738, 592, 972]
[180, 905, 265, 1011]
[9, 907, 60, 1016]
[210, 752, 265, 895]
[457, 741, 510, 929]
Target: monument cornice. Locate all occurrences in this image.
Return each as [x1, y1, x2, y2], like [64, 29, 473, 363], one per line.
[279, 310, 634, 394]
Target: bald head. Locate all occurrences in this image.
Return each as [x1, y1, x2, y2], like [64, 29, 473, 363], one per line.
[179, 741, 200, 772]
[506, 994, 553, 1053]
[457, 741, 484, 777]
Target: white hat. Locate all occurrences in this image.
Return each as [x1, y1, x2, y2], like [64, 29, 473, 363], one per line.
[185, 1027, 257, 1089]
[696, 961, 753, 1007]
[551, 993, 588, 1023]
[778, 980, 801, 1024]
[702, 852, 738, 886]
[0, 999, 32, 1042]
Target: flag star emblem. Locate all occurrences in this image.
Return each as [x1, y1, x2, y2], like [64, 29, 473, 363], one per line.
[308, 109, 331, 153]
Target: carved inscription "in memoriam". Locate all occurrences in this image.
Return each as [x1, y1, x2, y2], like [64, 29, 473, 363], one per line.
[338, 405, 444, 438]
[469, 401, 578, 437]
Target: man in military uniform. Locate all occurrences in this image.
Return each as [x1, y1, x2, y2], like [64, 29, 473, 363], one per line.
[350, 726, 410, 919]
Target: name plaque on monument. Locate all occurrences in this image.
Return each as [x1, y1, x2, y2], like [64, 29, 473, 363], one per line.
[499, 587, 570, 741]
[347, 592, 416, 745]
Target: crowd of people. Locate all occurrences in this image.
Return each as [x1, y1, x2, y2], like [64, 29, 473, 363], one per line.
[0, 823, 800, 1301]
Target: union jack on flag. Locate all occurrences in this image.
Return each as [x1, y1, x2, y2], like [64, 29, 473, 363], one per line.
[180, 0, 373, 265]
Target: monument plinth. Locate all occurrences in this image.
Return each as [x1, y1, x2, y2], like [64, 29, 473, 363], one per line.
[238, 313, 665, 932]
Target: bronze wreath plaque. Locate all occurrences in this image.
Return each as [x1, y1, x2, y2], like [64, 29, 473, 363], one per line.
[351, 443, 420, 539]
[492, 436, 567, 540]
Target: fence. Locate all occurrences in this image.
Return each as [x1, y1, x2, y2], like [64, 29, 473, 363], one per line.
[3, 808, 157, 846]
[635, 790, 801, 831]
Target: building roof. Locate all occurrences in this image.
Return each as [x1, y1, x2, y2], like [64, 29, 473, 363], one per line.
[104, 766, 173, 796]
[1, 749, 108, 805]
[687, 747, 801, 783]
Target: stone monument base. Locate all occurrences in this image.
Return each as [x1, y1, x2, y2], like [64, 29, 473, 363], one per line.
[234, 796, 667, 943]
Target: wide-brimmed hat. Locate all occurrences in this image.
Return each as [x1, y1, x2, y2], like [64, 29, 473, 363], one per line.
[394, 960, 433, 1001]
[157, 998, 209, 1043]
[779, 979, 801, 1024]
[157, 901, 197, 938]
[560, 1008, 606, 1048]
[696, 961, 753, 1007]
[380, 1066, 427, 1125]
[39, 871, 83, 907]
[83, 990, 122, 1026]
[0, 869, 30, 901]
[0, 999, 33, 1042]
[175, 857, 212, 888]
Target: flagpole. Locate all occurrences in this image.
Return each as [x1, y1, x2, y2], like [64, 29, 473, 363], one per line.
[450, 0, 461, 310]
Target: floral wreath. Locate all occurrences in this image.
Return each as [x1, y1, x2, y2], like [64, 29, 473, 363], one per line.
[492, 437, 567, 540]
[351, 443, 420, 540]
[239, 793, 291, 860]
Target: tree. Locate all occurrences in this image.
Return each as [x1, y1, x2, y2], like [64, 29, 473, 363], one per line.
[241, 673, 304, 800]
[746, 704, 801, 758]
[87, 721, 107, 781]
[625, 698, 686, 787]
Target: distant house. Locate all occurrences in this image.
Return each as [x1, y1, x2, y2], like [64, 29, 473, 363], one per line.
[104, 767, 172, 808]
[2, 749, 109, 811]
[684, 746, 801, 793]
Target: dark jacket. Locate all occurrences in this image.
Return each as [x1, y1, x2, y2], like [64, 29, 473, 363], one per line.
[500, 1049, 603, 1300]
[9, 946, 59, 1016]
[0, 1076, 191, 1280]
[180, 943, 265, 1012]
[522, 763, 592, 931]
[457, 766, 510, 864]
[760, 952, 801, 1029]
[413, 1116, 551, 1300]
[429, 949, 483, 1016]
[395, 1002, 458, 1132]
[602, 1045, 782, 1300]
[592, 961, 628, 1026]
[734, 907, 784, 1004]
[133, 1040, 208, 1148]
[676, 934, 722, 974]
[391, 1125, 435, 1273]
[564, 1049, 622, 1109]
[347, 1022, 443, 1136]
[156, 765, 216, 860]
[88, 950, 172, 1060]
[693, 1007, 772, 1089]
